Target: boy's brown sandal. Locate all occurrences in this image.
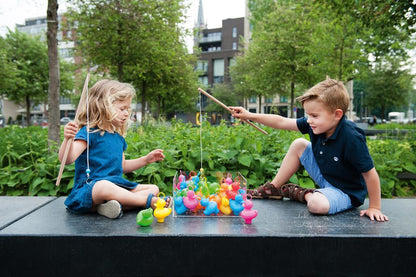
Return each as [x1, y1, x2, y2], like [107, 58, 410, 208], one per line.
[247, 182, 283, 199]
[280, 183, 315, 203]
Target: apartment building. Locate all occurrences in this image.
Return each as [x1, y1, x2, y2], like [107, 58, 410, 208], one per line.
[194, 0, 289, 116]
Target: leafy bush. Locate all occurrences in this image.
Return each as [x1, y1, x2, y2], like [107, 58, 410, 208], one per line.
[0, 126, 73, 196]
[0, 121, 415, 198]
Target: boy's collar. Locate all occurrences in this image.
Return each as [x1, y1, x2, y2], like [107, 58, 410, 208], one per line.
[325, 115, 346, 140]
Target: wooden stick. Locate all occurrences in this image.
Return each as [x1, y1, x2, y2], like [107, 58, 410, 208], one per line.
[56, 73, 90, 186]
[198, 88, 268, 135]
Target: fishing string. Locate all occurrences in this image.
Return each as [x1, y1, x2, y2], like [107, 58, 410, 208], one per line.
[199, 92, 203, 170]
[85, 79, 91, 182]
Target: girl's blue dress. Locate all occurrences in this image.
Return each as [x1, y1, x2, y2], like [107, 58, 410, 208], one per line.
[64, 127, 138, 213]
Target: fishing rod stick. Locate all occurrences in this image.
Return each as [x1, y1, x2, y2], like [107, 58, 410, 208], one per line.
[197, 88, 268, 135]
[56, 73, 90, 186]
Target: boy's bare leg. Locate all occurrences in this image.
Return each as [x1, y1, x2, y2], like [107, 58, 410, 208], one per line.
[270, 138, 309, 188]
[305, 192, 330, 214]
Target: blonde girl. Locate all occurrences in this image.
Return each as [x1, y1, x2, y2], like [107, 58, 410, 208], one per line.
[59, 79, 169, 219]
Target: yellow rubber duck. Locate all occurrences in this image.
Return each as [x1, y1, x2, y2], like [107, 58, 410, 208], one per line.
[153, 197, 172, 223]
[219, 197, 232, 215]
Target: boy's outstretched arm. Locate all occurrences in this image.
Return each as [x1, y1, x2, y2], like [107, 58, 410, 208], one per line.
[229, 107, 298, 131]
[360, 168, 389, 222]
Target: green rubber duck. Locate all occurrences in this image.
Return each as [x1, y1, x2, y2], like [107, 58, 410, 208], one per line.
[136, 208, 154, 227]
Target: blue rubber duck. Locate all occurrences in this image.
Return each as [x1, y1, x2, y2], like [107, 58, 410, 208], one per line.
[201, 198, 220, 216]
[230, 194, 244, 216]
[174, 196, 187, 215]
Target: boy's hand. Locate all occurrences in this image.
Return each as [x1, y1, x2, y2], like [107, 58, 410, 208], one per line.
[229, 107, 250, 120]
[146, 149, 165, 164]
[360, 208, 389, 222]
[64, 122, 78, 140]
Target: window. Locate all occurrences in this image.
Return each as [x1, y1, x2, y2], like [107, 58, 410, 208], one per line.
[198, 76, 208, 85]
[249, 97, 257, 103]
[280, 95, 288, 103]
[232, 27, 237, 38]
[229, 58, 236, 67]
[196, 60, 208, 73]
[232, 42, 237, 50]
[213, 59, 224, 83]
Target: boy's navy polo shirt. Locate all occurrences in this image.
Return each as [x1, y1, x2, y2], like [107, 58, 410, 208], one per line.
[296, 116, 374, 206]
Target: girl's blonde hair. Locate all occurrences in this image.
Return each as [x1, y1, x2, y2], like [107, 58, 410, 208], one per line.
[296, 77, 350, 115]
[76, 79, 135, 136]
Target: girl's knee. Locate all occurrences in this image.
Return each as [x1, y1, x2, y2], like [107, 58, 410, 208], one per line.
[307, 193, 330, 215]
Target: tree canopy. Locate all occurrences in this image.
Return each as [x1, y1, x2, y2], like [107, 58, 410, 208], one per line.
[231, 0, 415, 117]
[66, 0, 199, 121]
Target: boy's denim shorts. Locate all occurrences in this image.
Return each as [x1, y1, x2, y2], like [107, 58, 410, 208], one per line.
[300, 143, 353, 215]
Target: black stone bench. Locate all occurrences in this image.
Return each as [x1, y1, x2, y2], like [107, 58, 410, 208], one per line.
[1, 196, 415, 277]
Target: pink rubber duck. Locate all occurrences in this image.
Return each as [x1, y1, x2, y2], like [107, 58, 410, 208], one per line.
[176, 173, 185, 190]
[240, 198, 258, 224]
[183, 190, 198, 210]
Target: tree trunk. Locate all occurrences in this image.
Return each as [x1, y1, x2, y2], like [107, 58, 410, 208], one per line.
[47, 0, 60, 149]
[290, 81, 295, 118]
[141, 82, 146, 122]
[25, 96, 31, 126]
[258, 95, 262, 113]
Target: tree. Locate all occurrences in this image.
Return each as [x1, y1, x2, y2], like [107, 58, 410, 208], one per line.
[66, 0, 198, 121]
[2, 31, 49, 126]
[47, 0, 61, 148]
[232, 0, 317, 117]
[312, 0, 415, 79]
[0, 37, 17, 95]
[360, 58, 415, 119]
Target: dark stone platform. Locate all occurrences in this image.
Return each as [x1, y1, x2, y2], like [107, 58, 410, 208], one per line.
[1, 197, 415, 277]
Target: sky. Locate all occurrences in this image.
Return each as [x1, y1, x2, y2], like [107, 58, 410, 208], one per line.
[0, 0, 246, 50]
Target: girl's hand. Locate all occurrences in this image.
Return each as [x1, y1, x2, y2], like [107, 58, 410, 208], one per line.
[146, 149, 165, 164]
[360, 208, 389, 222]
[64, 121, 78, 140]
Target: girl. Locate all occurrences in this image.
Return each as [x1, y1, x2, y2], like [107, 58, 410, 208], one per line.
[59, 79, 169, 219]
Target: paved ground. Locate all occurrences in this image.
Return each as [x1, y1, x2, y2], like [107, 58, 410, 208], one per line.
[1, 197, 415, 276]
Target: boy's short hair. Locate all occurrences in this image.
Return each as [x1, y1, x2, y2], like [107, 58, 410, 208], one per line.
[296, 77, 350, 114]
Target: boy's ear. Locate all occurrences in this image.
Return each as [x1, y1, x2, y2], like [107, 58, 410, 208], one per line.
[335, 109, 344, 120]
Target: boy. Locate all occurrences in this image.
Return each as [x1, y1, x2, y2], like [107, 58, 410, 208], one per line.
[230, 78, 388, 222]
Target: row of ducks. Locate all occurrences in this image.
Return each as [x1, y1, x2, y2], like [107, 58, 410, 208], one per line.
[137, 192, 258, 227]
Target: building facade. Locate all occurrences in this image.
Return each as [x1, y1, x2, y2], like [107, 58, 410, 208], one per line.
[194, 0, 290, 117]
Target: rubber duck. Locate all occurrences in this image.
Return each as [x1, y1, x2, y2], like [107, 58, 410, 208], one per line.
[219, 182, 229, 198]
[179, 179, 188, 190]
[226, 182, 240, 200]
[208, 182, 220, 194]
[201, 198, 220, 216]
[225, 173, 233, 185]
[229, 194, 244, 216]
[153, 197, 172, 223]
[219, 197, 232, 215]
[240, 199, 258, 224]
[136, 208, 154, 227]
[209, 194, 221, 209]
[176, 173, 185, 190]
[183, 190, 198, 210]
[173, 196, 187, 215]
[192, 174, 200, 190]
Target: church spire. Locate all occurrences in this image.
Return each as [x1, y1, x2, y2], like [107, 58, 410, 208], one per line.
[194, 0, 207, 49]
[196, 0, 206, 29]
